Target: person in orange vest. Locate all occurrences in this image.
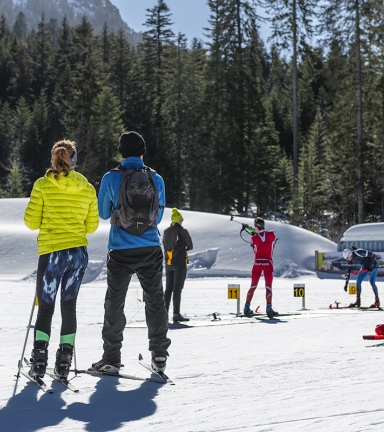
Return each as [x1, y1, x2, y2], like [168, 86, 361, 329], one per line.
[163, 208, 193, 322]
[243, 217, 277, 318]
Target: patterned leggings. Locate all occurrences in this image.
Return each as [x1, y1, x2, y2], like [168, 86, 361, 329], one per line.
[34, 246, 88, 345]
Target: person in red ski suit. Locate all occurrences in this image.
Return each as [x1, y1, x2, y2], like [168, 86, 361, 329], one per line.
[243, 217, 277, 318]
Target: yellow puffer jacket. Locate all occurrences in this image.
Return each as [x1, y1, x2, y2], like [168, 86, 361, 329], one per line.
[24, 170, 99, 255]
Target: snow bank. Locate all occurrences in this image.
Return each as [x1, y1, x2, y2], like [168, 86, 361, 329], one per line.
[0, 198, 337, 278]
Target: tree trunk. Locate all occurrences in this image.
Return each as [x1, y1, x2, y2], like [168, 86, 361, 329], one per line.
[292, 0, 298, 192]
[381, 84, 384, 220]
[355, 0, 364, 223]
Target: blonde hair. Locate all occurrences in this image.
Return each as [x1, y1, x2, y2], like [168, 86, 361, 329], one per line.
[46, 140, 76, 180]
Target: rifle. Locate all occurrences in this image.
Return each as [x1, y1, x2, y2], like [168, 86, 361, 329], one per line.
[230, 216, 256, 243]
[229, 216, 278, 245]
[340, 241, 357, 251]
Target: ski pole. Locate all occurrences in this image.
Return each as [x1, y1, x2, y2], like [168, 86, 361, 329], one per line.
[73, 342, 78, 376]
[16, 290, 37, 379]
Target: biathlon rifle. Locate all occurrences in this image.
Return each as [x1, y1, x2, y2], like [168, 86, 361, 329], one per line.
[340, 241, 357, 251]
[230, 216, 256, 243]
[229, 216, 279, 245]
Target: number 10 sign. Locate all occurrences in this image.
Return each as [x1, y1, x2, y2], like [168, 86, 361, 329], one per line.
[294, 284, 306, 309]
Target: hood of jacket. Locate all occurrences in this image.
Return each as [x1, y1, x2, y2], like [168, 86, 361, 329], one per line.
[46, 170, 89, 193]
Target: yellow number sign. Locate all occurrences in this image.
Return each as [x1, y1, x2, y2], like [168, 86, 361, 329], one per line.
[228, 284, 240, 299]
[349, 284, 357, 295]
[293, 284, 305, 297]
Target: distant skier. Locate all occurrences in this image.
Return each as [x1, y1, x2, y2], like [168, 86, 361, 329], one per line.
[163, 208, 193, 322]
[24, 140, 99, 379]
[243, 217, 277, 318]
[343, 248, 380, 308]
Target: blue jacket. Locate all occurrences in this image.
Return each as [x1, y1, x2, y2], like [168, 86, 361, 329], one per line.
[98, 157, 165, 250]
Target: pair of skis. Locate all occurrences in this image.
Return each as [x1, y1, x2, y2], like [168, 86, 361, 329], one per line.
[77, 355, 173, 385]
[18, 354, 173, 393]
[19, 358, 79, 393]
[330, 303, 383, 310]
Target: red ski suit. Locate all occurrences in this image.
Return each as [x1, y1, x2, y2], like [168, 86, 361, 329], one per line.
[246, 230, 276, 306]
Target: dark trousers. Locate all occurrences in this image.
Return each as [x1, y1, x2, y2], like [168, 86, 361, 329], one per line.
[102, 246, 171, 363]
[164, 264, 187, 315]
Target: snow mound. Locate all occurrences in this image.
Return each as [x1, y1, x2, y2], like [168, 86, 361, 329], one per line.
[0, 199, 337, 278]
[274, 259, 314, 278]
[188, 248, 219, 270]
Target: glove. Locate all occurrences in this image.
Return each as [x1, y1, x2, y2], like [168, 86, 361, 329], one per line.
[343, 274, 350, 280]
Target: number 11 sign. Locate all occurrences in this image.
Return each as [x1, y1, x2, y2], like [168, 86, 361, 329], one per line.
[228, 284, 240, 316]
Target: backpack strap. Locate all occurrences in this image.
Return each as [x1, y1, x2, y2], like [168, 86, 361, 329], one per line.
[110, 165, 127, 174]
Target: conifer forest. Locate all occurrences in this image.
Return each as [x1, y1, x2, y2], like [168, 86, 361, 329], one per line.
[1, 0, 384, 240]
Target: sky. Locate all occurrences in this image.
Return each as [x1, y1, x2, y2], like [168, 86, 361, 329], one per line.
[110, 0, 271, 45]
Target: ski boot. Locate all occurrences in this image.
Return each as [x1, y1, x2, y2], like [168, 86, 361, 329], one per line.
[29, 341, 48, 378]
[173, 313, 190, 322]
[349, 295, 361, 308]
[151, 354, 167, 373]
[370, 297, 380, 308]
[54, 344, 73, 378]
[266, 304, 278, 318]
[243, 302, 254, 317]
[89, 359, 121, 374]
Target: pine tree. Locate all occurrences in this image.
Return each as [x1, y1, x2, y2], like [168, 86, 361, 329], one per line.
[13, 11, 27, 41]
[141, 0, 175, 178]
[64, 17, 102, 178]
[321, 0, 369, 223]
[8, 37, 35, 104]
[0, 14, 10, 41]
[32, 12, 52, 97]
[91, 86, 124, 176]
[12, 96, 31, 166]
[6, 162, 26, 198]
[265, 0, 316, 193]
[0, 102, 13, 181]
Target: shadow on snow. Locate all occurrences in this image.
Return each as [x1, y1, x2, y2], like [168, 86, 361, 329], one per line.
[0, 374, 159, 432]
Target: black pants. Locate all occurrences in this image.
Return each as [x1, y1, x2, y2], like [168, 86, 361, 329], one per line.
[164, 264, 187, 315]
[102, 246, 171, 363]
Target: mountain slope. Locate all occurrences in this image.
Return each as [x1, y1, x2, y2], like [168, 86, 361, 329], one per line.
[1, 0, 142, 45]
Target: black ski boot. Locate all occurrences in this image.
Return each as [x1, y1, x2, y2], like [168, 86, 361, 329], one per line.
[54, 344, 73, 378]
[173, 313, 190, 322]
[29, 341, 48, 378]
[266, 304, 278, 318]
[349, 295, 361, 308]
[371, 297, 380, 308]
[151, 354, 167, 373]
[243, 302, 254, 317]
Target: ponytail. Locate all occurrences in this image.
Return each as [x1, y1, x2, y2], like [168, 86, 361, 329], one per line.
[46, 140, 77, 181]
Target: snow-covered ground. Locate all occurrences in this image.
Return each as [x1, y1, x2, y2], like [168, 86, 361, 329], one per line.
[1, 199, 383, 432]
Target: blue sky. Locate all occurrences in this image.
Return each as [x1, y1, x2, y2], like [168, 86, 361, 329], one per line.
[110, 0, 271, 45]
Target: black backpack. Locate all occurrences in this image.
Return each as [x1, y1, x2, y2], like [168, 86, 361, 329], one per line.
[110, 165, 162, 236]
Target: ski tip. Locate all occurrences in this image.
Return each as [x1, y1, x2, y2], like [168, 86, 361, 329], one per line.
[138, 353, 143, 361]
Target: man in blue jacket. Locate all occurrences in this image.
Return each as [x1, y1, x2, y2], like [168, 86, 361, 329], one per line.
[90, 131, 171, 373]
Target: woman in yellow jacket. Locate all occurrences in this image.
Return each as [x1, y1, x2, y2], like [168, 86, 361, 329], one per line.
[24, 139, 99, 379]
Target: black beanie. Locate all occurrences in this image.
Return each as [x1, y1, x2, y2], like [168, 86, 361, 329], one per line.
[118, 131, 146, 158]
